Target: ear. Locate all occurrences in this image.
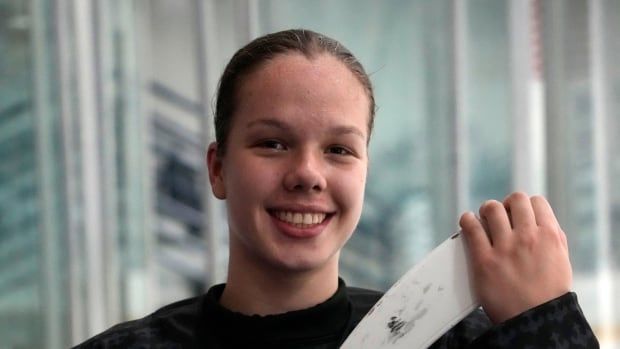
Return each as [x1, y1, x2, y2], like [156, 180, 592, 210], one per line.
[207, 142, 226, 199]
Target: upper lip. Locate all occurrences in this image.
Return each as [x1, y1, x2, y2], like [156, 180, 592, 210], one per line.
[268, 203, 334, 214]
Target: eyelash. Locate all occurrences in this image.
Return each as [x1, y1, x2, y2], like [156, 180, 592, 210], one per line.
[255, 140, 356, 157]
[326, 146, 353, 156]
[258, 140, 286, 150]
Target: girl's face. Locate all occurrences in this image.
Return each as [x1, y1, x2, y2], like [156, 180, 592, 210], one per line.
[208, 53, 370, 273]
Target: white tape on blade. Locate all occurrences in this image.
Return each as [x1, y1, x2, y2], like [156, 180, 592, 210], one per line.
[341, 233, 479, 349]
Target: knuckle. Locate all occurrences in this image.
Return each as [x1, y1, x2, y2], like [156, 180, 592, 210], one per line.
[516, 230, 537, 248]
[559, 228, 568, 240]
[548, 227, 566, 244]
[538, 224, 568, 249]
[478, 248, 496, 263]
[477, 254, 500, 275]
[559, 230, 569, 248]
[539, 222, 558, 233]
[540, 222, 560, 235]
[494, 241, 514, 256]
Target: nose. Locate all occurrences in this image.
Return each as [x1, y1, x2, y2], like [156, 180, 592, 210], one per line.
[283, 150, 327, 193]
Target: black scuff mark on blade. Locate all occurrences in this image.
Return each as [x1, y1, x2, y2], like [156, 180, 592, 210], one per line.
[386, 308, 429, 343]
[423, 283, 432, 294]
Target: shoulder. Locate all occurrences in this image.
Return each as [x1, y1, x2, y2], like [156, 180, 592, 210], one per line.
[72, 295, 204, 349]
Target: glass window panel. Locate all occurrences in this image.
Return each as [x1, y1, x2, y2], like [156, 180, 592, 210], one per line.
[0, 1, 43, 348]
[466, 0, 512, 207]
[0, 0, 69, 347]
[543, 0, 620, 343]
[543, 0, 596, 272]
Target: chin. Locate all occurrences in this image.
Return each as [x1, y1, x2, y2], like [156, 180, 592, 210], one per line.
[270, 250, 337, 273]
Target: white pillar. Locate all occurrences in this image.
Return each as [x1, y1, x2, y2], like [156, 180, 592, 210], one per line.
[196, 0, 221, 287]
[130, 0, 158, 319]
[54, 0, 85, 343]
[588, 0, 614, 342]
[509, 0, 546, 195]
[94, 0, 122, 327]
[453, 0, 470, 213]
[72, 0, 107, 336]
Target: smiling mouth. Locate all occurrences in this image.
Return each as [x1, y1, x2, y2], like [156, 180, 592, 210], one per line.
[271, 210, 328, 228]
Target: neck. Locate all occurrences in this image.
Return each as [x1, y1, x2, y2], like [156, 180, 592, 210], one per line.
[220, 246, 339, 316]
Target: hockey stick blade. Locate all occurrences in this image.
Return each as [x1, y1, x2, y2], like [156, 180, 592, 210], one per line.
[341, 232, 479, 349]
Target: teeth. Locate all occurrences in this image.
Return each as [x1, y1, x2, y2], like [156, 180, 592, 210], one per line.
[275, 211, 326, 227]
[302, 213, 312, 225]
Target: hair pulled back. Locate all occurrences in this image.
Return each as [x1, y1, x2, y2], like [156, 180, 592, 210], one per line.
[214, 28, 375, 156]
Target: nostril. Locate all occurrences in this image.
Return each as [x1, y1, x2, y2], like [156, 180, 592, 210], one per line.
[283, 161, 327, 192]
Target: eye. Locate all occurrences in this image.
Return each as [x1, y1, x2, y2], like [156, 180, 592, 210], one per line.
[258, 139, 287, 151]
[326, 145, 353, 156]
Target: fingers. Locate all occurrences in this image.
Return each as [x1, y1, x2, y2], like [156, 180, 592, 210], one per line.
[461, 192, 564, 252]
[459, 211, 492, 257]
[530, 195, 560, 227]
[459, 192, 573, 323]
[503, 192, 536, 230]
[479, 200, 512, 248]
[530, 195, 568, 249]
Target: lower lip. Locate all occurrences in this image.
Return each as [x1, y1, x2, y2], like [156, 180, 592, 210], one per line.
[270, 214, 331, 239]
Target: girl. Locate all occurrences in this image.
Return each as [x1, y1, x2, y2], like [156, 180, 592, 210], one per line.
[76, 29, 598, 348]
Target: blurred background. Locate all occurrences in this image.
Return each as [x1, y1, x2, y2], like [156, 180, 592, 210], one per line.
[0, 0, 619, 348]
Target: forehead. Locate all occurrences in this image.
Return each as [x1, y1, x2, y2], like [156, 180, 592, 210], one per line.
[232, 53, 370, 127]
[244, 53, 364, 92]
[257, 52, 349, 79]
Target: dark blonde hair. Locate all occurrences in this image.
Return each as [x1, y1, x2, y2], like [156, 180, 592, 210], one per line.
[214, 29, 375, 156]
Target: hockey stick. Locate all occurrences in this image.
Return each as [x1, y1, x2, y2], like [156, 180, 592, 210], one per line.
[341, 233, 479, 349]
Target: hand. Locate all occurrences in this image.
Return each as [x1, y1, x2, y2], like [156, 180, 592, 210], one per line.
[459, 192, 572, 324]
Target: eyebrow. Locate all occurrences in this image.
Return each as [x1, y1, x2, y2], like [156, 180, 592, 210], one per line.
[246, 118, 367, 140]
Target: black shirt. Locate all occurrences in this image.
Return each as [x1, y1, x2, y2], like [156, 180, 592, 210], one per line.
[74, 279, 599, 348]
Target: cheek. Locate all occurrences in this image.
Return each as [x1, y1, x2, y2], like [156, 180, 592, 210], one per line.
[333, 166, 367, 215]
[224, 158, 280, 203]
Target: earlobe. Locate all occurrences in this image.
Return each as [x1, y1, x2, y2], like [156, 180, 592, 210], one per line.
[207, 142, 226, 199]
